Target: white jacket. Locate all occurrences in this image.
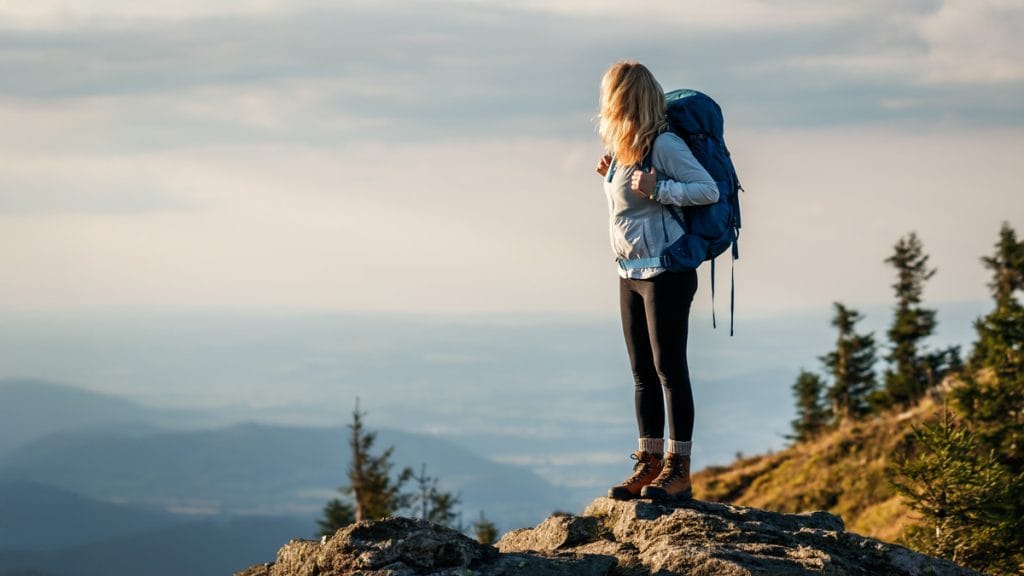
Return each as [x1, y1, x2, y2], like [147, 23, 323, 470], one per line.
[604, 131, 720, 279]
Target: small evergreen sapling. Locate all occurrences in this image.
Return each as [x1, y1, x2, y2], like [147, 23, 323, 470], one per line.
[410, 462, 461, 528]
[790, 369, 829, 442]
[472, 511, 499, 545]
[890, 409, 1023, 574]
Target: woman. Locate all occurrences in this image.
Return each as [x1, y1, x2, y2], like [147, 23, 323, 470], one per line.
[595, 61, 719, 501]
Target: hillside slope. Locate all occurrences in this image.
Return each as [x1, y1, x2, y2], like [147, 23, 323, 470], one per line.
[0, 480, 186, 551]
[692, 384, 952, 543]
[0, 515, 313, 576]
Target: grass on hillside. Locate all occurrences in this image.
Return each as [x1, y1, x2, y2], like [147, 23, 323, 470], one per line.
[692, 387, 953, 543]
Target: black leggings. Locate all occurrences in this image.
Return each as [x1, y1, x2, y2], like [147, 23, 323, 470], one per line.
[619, 269, 698, 442]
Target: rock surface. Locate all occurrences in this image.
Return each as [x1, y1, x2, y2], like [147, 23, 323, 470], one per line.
[235, 498, 979, 576]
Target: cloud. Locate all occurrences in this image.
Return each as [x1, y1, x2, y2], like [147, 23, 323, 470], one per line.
[1, 129, 1021, 314]
[777, 0, 1024, 86]
[0, 151, 196, 215]
[476, 0, 864, 30]
[0, 137, 611, 312]
[0, 0, 332, 27]
[0, 4, 603, 138]
[0, 187, 191, 216]
[0, 0, 862, 31]
[919, 0, 1024, 83]
[0, 0, 1022, 315]
[2, 0, 1022, 147]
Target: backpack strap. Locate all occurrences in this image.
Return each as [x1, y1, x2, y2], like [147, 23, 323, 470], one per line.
[711, 256, 717, 331]
[708, 252, 736, 337]
[730, 212, 740, 336]
[665, 204, 686, 231]
[730, 250, 736, 336]
[640, 126, 670, 171]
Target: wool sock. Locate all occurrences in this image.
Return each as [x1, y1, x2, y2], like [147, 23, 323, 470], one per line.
[638, 437, 664, 455]
[666, 439, 692, 456]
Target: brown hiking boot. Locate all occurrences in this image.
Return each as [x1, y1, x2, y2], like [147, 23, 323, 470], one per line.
[608, 451, 663, 500]
[640, 452, 692, 501]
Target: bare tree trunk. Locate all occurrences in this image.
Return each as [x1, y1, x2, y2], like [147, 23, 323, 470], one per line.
[350, 399, 366, 523]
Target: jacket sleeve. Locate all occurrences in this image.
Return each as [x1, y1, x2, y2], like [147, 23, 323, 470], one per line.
[651, 132, 719, 207]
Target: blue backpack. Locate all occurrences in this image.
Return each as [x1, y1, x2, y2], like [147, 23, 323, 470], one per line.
[620, 89, 743, 334]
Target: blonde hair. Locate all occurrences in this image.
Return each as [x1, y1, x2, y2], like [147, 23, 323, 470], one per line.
[598, 61, 667, 167]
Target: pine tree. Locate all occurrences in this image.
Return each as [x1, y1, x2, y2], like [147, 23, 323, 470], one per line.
[790, 369, 829, 441]
[472, 511, 499, 545]
[317, 498, 356, 537]
[953, 222, 1024, 468]
[347, 400, 414, 523]
[912, 221, 1024, 574]
[882, 232, 946, 408]
[822, 302, 878, 421]
[890, 409, 1024, 574]
[409, 463, 461, 527]
[319, 399, 413, 535]
[982, 222, 1024, 312]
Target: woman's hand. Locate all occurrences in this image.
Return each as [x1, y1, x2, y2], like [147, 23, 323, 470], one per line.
[630, 166, 658, 199]
[596, 154, 612, 177]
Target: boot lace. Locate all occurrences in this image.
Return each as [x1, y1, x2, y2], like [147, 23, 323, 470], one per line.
[623, 453, 656, 486]
[652, 454, 682, 486]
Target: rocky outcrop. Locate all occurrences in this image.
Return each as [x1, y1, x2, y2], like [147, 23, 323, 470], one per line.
[235, 498, 979, 576]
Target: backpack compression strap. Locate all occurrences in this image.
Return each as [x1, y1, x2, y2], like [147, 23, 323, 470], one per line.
[618, 255, 671, 270]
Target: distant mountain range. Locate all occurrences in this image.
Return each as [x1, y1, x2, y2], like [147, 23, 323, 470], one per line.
[0, 303, 990, 576]
[0, 512, 313, 576]
[0, 378, 571, 576]
[0, 480, 183, 551]
[0, 478, 313, 576]
[0, 420, 566, 529]
[1, 380, 154, 456]
[0, 306, 987, 479]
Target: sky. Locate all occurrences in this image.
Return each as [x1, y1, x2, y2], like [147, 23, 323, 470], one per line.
[2, 0, 1023, 317]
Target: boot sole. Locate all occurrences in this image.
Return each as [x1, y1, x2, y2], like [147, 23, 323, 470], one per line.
[608, 487, 640, 500]
[640, 486, 693, 502]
